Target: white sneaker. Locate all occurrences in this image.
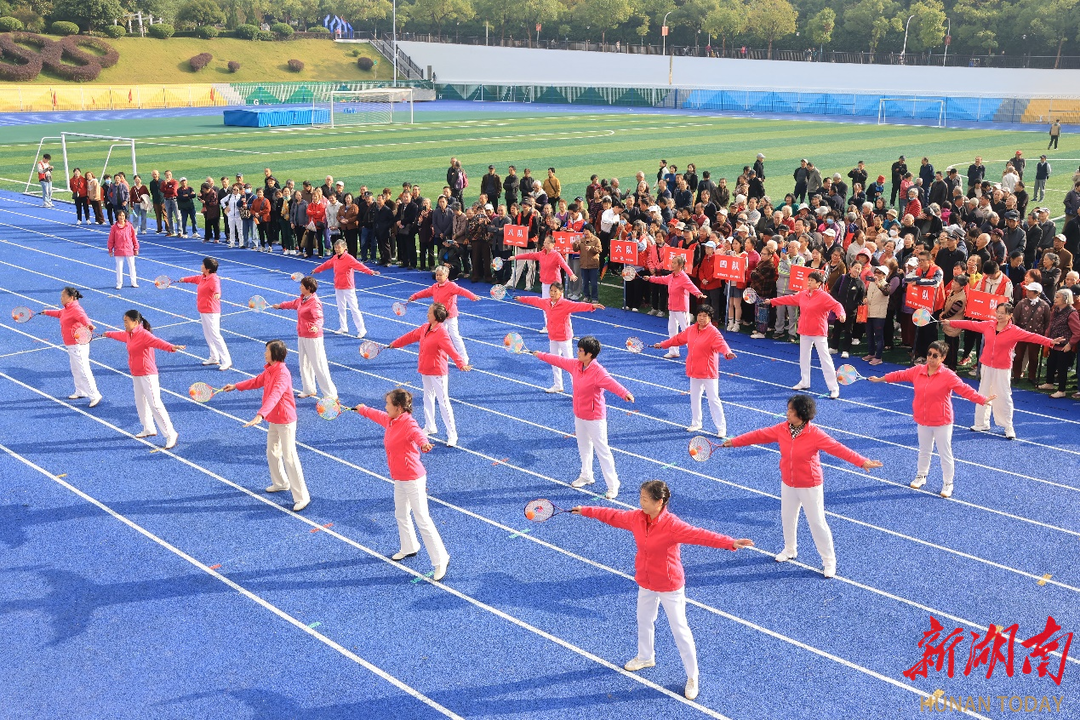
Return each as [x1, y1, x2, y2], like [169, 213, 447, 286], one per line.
[571, 476, 595, 488]
[828, 347, 838, 354]
[68, 393, 84, 400]
[851, 338, 860, 346]
[265, 485, 289, 493]
[131, 283, 139, 288]
[433, 558, 449, 581]
[135, 430, 157, 438]
[940, 482, 954, 498]
[164, 433, 178, 450]
[446, 435, 458, 448]
[89, 395, 102, 408]
[684, 677, 699, 701]
[624, 657, 655, 672]
[545, 385, 561, 393]
[750, 332, 765, 338]
[605, 484, 619, 500]
[686, 424, 702, 432]
[116, 285, 123, 290]
[202, 359, 218, 366]
[539, 326, 547, 333]
[357, 330, 367, 339]
[792, 383, 809, 390]
[293, 498, 310, 512]
[829, 389, 840, 399]
[823, 562, 836, 579]
[910, 476, 927, 489]
[774, 549, 797, 562]
[969, 425, 990, 432]
[841, 351, 849, 359]
[391, 550, 418, 561]
[423, 426, 437, 436]
[75, 219, 82, 225]
[1005, 431, 1016, 440]
[663, 352, 679, 359]
[218, 364, 232, 372]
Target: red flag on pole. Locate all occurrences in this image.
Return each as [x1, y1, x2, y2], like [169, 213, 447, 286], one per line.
[128, 89, 133, 102]
[210, 87, 215, 102]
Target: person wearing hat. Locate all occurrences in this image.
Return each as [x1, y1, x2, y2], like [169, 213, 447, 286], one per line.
[1010, 281, 1051, 384]
[753, 153, 766, 182]
[1051, 233, 1073, 276]
[863, 264, 893, 365]
[1000, 210, 1026, 257]
[1041, 289, 1080, 397]
[1011, 150, 1026, 181]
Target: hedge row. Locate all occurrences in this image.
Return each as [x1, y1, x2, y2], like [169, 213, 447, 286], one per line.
[0, 32, 119, 81]
[227, 60, 240, 72]
[0, 32, 43, 81]
[189, 51, 212, 71]
[287, 58, 303, 72]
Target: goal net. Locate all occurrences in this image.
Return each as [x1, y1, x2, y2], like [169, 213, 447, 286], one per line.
[877, 98, 947, 128]
[25, 133, 138, 199]
[325, 88, 415, 128]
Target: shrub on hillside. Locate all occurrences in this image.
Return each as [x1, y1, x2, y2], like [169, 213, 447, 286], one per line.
[227, 60, 240, 72]
[271, 22, 293, 38]
[102, 25, 125, 38]
[63, 35, 119, 67]
[0, 32, 43, 80]
[357, 56, 373, 70]
[0, 16, 24, 32]
[256, 30, 274, 41]
[234, 24, 259, 40]
[49, 20, 79, 36]
[147, 23, 173, 39]
[287, 58, 303, 72]
[194, 25, 219, 39]
[307, 26, 330, 34]
[189, 52, 212, 71]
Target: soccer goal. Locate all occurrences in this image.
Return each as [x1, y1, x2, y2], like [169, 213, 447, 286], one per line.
[24, 132, 138, 198]
[877, 98, 947, 128]
[325, 88, 415, 128]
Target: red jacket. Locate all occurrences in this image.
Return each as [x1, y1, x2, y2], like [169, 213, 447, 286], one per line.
[657, 323, 731, 379]
[514, 249, 573, 285]
[161, 179, 179, 199]
[43, 299, 90, 345]
[313, 253, 375, 290]
[306, 200, 327, 224]
[107, 222, 139, 256]
[235, 362, 297, 425]
[517, 296, 595, 342]
[535, 353, 628, 421]
[644, 270, 705, 313]
[69, 175, 87, 197]
[180, 273, 222, 314]
[408, 281, 479, 319]
[880, 365, 988, 427]
[695, 254, 724, 291]
[580, 506, 735, 593]
[728, 422, 868, 488]
[278, 294, 324, 339]
[947, 320, 1054, 370]
[358, 407, 428, 481]
[104, 324, 175, 377]
[771, 288, 845, 336]
[390, 322, 465, 376]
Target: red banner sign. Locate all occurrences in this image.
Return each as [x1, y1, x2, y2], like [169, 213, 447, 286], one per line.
[788, 264, 811, 292]
[906, 282, 936, 311]
[552, 231, 581, 256]
[503, 224, 529, 248]
[965, 289, 1001, 320]
[712, 254, 744, 282]
[663, 246, 693, 271]
[609, 239, 638, 265]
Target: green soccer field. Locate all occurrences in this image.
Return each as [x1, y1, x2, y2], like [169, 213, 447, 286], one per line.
[0, 108, 1074, 220]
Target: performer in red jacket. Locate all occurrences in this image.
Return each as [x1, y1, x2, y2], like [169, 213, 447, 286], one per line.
[654, 304, 735, 435]
[573, 480, 753, 701]
[766, 270, 846, 398]
[517, 283, 602, 393]
[722, 395, 882, 579]
[180, 257, 231, 371]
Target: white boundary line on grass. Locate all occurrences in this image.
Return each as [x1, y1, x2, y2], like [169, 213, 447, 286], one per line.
[0, 440, 467, 720]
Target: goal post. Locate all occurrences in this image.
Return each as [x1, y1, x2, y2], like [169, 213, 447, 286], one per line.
[325, 88, 415, 128]
[877, 97, 947, 128]
[26, 133, 138, 198]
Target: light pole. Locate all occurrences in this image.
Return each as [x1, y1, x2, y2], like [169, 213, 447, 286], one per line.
[942, 17, 951, 66]
[392, 0, 397, 81]
[662, 11, 672, 55]
[899, 14, 914, 64]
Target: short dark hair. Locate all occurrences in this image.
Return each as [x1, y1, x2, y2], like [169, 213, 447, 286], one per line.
[385, 388, 413, 414]
[300, 277, 318, 294]
[578, 335, 601, 359]
[696, 304, 714, 319]
[431, 302, 449, 323]
[808, 270, 827, 284]
[927, 340, 948, 357]
[202, 257, 218, 273]
[267, 339, 288, 362]
[640, 480, 671, 509]
[982, 260, 999, 275]
[999, 301, 1014, 315]
[788, 394, 817, 424]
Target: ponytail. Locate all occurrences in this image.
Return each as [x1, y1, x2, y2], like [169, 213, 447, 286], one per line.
[62, 286, 83, 301]
[124, 309, 151, 332]
[640, 480, 671, 509]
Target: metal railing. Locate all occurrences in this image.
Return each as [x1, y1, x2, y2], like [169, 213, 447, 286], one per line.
[368, 36, 426, 80]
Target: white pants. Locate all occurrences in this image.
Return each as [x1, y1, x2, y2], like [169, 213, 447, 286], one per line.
[916, 424, 955, 485]
[779, 482, 834, 565]
[132, 374, 175, 437]
[422, 374, 457, 442]
[574, 416, 618, 492]
[267, 421, 309, 504]
[540, 283, 552, 299]
[548, 339, 574, 391]
[665, 312, 691, 357]
[799, 334, 839, 392]
[200, 313, 231, 365]
[334, 288, 366, 336]
[636, 586, 697, 680]
[227, 215, 244, 244]
[394, 475, 449, 566]
[689, 377, 726, 435]
[444, 316, 469, 365]
[974, 366, 1014, 433]
[114, 255, 137, 287]
[509, 248, 536, 289]
[66, 343, 99, 398]
[297, 336, 337, 398]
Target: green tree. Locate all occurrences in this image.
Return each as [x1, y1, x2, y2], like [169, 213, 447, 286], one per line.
[175, 0, 226, 29]
[841, 0, 901, 52]
[1016, 0, 1080, 67]
[474, 0, 514, 41]
[952, 0, 1001, 56]
[906, 0, 946, 52]
[578, 0, 632, 44]
[804, 6, 834, 47]
[746, 0, 796, 58]
[409, 0, 474, 38]
[701, 0, 746, 56]
[51, 0, 123, 31]
[517, 0, 562, 46]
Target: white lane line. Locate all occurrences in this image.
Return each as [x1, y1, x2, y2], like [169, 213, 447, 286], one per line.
[0, 440, 467, 720]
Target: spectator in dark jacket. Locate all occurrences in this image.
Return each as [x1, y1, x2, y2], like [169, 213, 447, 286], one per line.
[480, 165, 501, 205]
[503, 166, 520, 207]
[830, 260, 866, 357]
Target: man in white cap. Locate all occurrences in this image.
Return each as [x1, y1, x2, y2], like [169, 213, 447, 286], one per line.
[753, 153, 766, 182]
[1011, 282, 1050, 385]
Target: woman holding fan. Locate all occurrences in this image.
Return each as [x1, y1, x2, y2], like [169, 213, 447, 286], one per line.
[572, 480, 754, 700]
[356, 388, 449, 581]
[529, 336, 634, 499]
[180, 257, 231, 371]
[273, 277, 337, 400]
[517, 283, 603, 393]
[313, 239, 378, 338]
[868, 340, 992, 498]
[43, 286, 101, 407]
[388, 302, 472, 447]
[643, 254, 707, 359]
[221, 339, 310, 512]
[653, 304, 735, 436]
[721, 395, 882, 578]
[104, 310, 184, 449]
[407, 265, 480, 365]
